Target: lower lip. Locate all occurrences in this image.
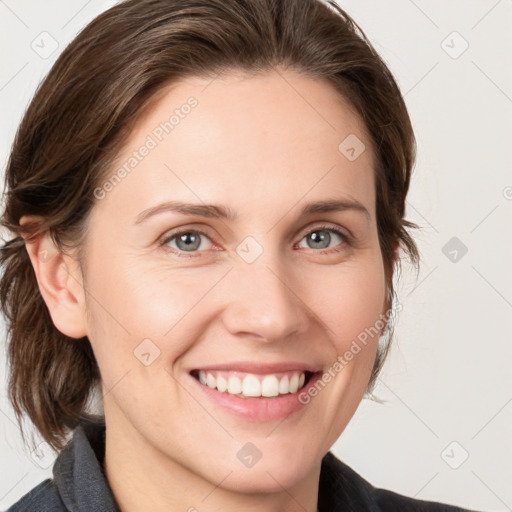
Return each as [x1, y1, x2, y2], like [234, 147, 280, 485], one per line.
[189, 372, 322, 421]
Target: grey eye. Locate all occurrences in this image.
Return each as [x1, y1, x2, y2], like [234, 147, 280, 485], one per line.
[298, 228, 345, 251]
[165, 231, 212, 252]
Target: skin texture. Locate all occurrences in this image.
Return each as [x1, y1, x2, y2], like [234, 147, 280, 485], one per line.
[22, 68, 394, 512]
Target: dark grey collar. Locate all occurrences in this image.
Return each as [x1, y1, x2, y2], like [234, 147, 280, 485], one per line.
[53, 415, 120, 511]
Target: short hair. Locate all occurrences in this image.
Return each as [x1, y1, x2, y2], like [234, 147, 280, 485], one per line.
[0, 0, 420, 452]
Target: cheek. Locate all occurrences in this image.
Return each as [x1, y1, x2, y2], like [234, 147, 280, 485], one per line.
[316, 260, 386, 341]
[309, 257, 387, 397]
[83, 252, 225, 366]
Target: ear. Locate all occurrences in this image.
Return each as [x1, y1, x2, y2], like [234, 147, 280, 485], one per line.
[392, 239, 400, 266]
[20, 215, 87, 339]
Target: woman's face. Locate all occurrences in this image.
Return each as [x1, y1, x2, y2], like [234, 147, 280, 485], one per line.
[78, 69, 388, 493]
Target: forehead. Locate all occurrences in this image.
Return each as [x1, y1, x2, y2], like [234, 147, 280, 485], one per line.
[94, 69, 376, 224]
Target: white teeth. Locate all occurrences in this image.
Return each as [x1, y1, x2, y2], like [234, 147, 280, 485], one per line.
[289, 374, 299, 393]
[227, 375, 242, 394]
[206, 373, 217, 389]
[278, 375, 289, 394]
[261, 375, 280, 397]
[195, 370, 308, 398]
[216, 375, 228, 392]
[242, 375, 261, 397]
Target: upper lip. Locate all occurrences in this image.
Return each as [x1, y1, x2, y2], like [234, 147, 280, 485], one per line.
[190, 361, 322, 374]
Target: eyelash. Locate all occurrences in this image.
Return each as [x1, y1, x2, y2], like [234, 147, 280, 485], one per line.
[158, 224, 352, 258]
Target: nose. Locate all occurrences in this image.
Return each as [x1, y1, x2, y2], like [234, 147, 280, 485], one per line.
[220, 251, 309, 343]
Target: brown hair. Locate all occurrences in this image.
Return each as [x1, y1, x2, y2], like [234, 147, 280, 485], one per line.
[0, 0, 419, 452]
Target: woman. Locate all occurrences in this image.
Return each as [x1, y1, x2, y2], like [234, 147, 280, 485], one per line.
[0, 0, 481, 510]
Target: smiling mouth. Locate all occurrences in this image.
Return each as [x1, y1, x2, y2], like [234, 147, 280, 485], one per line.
[190, 369, 315, 399]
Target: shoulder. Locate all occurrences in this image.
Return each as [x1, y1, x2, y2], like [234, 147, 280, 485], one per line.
[319, 451, 481, 512]
[5, 478, 67, 512]
[373, 487, 478, 511]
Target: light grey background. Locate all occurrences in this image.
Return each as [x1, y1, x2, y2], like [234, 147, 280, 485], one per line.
[1, 1, 511, 510]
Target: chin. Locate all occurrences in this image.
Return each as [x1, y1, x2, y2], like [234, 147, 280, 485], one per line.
[204, 445, 318, 494]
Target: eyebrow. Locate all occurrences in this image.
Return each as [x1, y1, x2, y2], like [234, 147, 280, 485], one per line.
[134, 198, 371, 224]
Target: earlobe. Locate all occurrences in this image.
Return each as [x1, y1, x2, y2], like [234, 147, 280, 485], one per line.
[382, 239, 400, 320]
[392, 240, 400, 265]
[20, 216, 87, 339]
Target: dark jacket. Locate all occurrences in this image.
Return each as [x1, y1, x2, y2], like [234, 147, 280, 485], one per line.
[6, 417, 480, 511]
